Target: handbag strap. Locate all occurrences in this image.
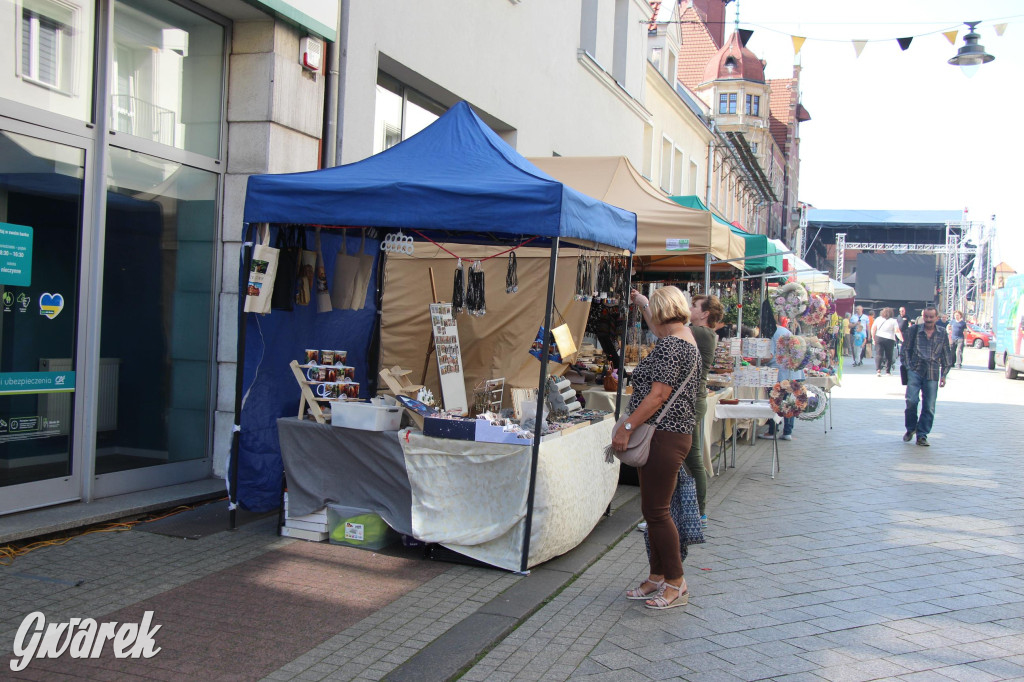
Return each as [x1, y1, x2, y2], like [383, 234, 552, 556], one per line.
[653, 343, 699, 425]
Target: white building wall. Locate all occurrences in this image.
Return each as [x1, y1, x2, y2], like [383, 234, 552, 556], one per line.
[643, 65, 712, 197]
[337, 0, 652, 166]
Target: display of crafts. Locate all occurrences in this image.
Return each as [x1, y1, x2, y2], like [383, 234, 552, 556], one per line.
[772, 282, 808, 319]
[773, 334, 808, 370]
[804, 336, 827, 369]
[768, 380, 809, 418]
[797, 383, 829, 421]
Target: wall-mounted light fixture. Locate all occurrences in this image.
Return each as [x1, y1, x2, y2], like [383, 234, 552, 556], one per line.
[948, 21, 994, 77]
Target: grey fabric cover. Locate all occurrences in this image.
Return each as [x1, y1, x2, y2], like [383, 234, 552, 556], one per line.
[276, 418, 413, 535]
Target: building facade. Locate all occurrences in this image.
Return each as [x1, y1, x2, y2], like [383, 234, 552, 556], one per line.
[0, 0, 337, 515]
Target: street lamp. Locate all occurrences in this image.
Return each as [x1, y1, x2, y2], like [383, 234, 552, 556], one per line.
[948, 21, 994, 78]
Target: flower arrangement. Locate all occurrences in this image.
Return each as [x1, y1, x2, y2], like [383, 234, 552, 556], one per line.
[769, 380, 808, 418]
[803, 336, 827, 369]
[800, 292, 830, 326]
[797, 383, 828, 421]
[774, 334, 808, 370]
[772, 282, 808, 319]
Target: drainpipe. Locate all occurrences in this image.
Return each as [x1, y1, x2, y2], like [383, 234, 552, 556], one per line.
[321, 2, 343, 168]
[705, 120, 715, 207]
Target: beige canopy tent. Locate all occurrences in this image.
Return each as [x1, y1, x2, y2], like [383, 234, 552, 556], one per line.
[529, 156, 744, 273]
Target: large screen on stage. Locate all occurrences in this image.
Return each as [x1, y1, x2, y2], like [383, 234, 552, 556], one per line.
[856, 253, 937, 302]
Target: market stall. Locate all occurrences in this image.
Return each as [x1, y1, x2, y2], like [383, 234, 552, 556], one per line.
[230, 102, 638, 572]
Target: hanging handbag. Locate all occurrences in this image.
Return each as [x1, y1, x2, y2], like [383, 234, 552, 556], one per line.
[314, 227, 332, 313]
[346, 231, 375, 310]
[295, 230, 315, 306]
[271, 227, 301, 311]
[331, 228, 359, 310]
[243, 224, 279, 314]
[606, 355, 699, 468]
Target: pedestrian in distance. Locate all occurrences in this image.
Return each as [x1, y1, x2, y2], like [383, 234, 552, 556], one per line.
[617, 286, 702, 610]
[949, 310, 967, 369]
[871, 307, 903, 376]
[842, 313, 852, 356]
[901, 305, 953, 447]
[852, 323, 866, 366]
[895, 306, 911, 356]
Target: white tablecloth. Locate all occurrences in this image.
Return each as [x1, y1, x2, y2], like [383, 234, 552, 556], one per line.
[805, 375, 841, 390]
[581, 387, 630, 413]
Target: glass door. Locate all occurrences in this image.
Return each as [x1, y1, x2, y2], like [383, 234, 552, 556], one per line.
[0, 125, 87, 514]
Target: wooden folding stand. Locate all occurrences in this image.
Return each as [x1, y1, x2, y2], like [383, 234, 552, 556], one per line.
[290, 360, 328, 424]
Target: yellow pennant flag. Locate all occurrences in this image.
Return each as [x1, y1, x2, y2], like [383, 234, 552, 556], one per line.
[792, 35, 806, 55]
[994, 23, 1007, 36]
[943, 30, 958, 45]
[852, 40, 867, 57]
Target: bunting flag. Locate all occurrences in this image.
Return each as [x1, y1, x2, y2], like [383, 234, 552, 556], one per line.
[994, 23, 1007, 36]
[943, 30, 959, 45]
[738, 28, 754, 47]
[852, 40, 867, 57]
[792, 35, 806, 55]
[897, 37, 913, 51]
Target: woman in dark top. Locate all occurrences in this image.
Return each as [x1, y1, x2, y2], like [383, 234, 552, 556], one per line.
[687, 294, 723, 527]
[613, 286, 701, 610]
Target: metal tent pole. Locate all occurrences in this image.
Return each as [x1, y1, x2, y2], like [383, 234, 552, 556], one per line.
[229, 222, 258, 530]
[704, 253, 711, 293]
[614, 253, 633, 419]
[520, 238, 560, 573]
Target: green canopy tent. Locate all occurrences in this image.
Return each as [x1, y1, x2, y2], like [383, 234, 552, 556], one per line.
[670, 195, 782, 274]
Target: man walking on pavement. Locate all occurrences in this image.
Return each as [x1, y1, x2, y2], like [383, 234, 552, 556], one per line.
[901, 305, 953, 447]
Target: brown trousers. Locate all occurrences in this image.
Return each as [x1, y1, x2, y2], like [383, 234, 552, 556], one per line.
[638, 430, 692, 581]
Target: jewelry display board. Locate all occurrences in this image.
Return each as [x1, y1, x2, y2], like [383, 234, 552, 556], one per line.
[429, 303, 468, 413]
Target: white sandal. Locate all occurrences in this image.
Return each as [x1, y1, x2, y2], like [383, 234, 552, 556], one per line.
[645, 582, 688, 610]
[625, 578, 664, 600]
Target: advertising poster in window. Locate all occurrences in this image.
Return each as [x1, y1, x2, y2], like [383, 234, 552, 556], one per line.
[429, 303, 467, 413]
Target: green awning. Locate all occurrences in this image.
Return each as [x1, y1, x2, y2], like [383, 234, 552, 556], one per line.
[670, 195, 782, 274]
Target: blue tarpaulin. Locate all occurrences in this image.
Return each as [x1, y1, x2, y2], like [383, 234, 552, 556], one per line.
[243, 101, 636, 252]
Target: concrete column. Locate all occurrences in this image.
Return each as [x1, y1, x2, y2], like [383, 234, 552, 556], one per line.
[213, 20, 325, 477]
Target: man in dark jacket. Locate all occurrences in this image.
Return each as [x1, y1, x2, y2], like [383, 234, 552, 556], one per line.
[900, 305, 953, 447]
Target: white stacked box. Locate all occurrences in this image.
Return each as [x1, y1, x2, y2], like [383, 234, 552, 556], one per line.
[282, 492, 328, 541]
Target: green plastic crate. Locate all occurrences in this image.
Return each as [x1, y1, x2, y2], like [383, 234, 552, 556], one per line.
[326, 504, 398, 551]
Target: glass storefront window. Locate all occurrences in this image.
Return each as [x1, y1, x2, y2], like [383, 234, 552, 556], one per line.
[0, 0, 95, 121]
[112, 0, 224, 157]
[99, 147, 216, 473]
[0, 130, 83, 487]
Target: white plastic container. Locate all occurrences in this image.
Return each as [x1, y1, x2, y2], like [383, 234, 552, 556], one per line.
[330, 401, 402, 431]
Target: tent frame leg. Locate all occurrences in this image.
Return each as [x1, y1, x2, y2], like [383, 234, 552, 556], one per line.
[520, 239, 560, 573]
[229, 222, 259, 531]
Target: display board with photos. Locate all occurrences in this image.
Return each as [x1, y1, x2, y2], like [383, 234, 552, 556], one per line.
[430, 303, 468, 413]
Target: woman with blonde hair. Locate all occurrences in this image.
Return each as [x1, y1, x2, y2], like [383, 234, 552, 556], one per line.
[613, 286, 702, 610]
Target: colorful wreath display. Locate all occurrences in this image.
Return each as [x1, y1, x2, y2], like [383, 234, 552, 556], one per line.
[803, 336, 827, 369]
[800, 292, 830, 326]
[774, 334, 808, 370]
[772, 282, 808, 319]
[797, 383, 828, 421]
[769, 380, 808, 418]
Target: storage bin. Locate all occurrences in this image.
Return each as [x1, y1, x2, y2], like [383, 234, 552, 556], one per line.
[326, 504, 398, 551]
[330, 401, 402, 431]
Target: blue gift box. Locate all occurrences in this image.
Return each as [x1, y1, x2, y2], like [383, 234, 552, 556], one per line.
[423, 416, 476, 441]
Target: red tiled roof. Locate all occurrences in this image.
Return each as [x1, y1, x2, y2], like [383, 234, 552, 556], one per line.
[768, 78, 795, 153]
[676, 4, 720, 90]
[702, 31, 765, 84]
[648, 1, 662, 33]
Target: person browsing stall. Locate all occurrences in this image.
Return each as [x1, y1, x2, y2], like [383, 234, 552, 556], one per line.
[900, 305, 953, 447]
[760, 309, 805, 440]
[614, 287, 701, 610]
[685, 293, 722, 529]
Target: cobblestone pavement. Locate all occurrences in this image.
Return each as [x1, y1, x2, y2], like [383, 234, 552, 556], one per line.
[463, 349, 1024, 681]
[2, 348, 1021, 681]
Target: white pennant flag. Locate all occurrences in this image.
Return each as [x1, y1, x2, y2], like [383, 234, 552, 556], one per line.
[852, 40, 867, 58]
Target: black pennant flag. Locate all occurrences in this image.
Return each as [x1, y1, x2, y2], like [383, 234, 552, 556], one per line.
[738, 29, 754, 47]
[897, 37, 913, 51]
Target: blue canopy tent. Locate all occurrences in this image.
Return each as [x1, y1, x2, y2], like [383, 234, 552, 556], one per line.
[232, 102, 636, 572]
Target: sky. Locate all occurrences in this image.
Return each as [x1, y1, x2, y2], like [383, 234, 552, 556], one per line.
[727, 0, 1024, 274]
